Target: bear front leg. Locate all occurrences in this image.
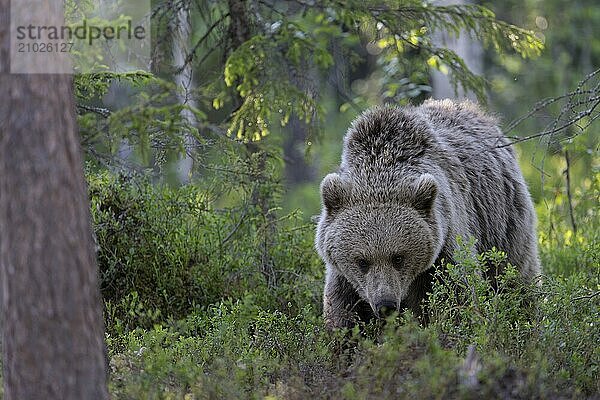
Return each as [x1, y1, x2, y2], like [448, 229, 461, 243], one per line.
[323, 266, 374, 329]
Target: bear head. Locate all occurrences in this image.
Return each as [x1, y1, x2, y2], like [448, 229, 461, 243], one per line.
[315, 172, 440, 317]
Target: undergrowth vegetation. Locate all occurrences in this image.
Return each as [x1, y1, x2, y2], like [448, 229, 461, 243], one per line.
[89, 171, 323, 337]
[90, 169, 599, 399]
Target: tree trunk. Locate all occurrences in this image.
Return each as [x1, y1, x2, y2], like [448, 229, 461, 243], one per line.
[283, 60, 317, 186]
[431, 0, 483, 100]
[0, 1, 109, 399]
[172, 1, 197, 183]
[283, 116, 315, 186]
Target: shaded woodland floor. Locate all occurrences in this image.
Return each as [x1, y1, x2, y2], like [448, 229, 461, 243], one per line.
[83, 171, 600, 399]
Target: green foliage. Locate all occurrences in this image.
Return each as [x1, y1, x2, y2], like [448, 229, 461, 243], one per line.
[97, 169, 599, 399]
[217, 1, 543, 141]
[223, 30, 325, 141]
[88, 169, 323, 336]
[108, 298, 341, 399]
[77, 74, 208, 166]
[427, 242, 538, 356]
[74, 71, 155, 100]
[330, 1, 542, 102]
[532, 169, 599, 287]
[426, 240, 598, 394]
[77, 0, 544, 164]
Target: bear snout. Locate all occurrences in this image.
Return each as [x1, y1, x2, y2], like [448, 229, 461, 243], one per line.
[375, 299, 398, 318]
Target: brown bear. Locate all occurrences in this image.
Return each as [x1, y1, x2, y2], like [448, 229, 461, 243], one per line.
[315, 99, 541, 329]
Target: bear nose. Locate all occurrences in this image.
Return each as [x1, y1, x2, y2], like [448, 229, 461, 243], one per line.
[376, 300, 398, 318]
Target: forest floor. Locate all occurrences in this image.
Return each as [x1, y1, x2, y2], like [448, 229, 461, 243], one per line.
[90, 171, 600, 399]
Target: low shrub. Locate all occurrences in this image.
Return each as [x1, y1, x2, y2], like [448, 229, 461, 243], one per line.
[92, 170, 598, 398]
[88, 170, 323, 336]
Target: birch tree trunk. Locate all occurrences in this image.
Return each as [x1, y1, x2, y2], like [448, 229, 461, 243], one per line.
[172, 2, 197, 182]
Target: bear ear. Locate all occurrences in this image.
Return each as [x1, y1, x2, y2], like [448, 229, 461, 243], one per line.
[413, 173, 437, 214]
[320, 173, 350, 214]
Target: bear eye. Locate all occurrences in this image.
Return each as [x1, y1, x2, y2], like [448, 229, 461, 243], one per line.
[391, 253, 404, 269]
[356, 258, 371, 273]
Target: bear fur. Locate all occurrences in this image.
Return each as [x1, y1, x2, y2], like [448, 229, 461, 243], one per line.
[315, 99, 541, 329]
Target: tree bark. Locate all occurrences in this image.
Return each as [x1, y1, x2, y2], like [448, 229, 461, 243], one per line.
[0, 1, 109, 399]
